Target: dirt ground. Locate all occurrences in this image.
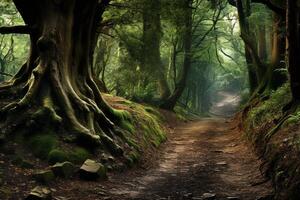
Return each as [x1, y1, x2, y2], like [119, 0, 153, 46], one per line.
[50, 91, 274, 200]
[83, 118, 271, 200]
[0, 91, 274, 200]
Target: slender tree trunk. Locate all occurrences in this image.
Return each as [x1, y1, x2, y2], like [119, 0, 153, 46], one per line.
[160, 0, 192, 110]
[236, 0, 259, 93]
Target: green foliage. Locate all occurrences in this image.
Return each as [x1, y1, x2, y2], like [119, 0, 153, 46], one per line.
[0, 2, 29, 81]
[28, 134, 58, 159]
[247, 84, 291, 127]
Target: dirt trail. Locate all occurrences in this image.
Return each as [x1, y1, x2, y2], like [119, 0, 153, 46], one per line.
[98, 117, 273, 200]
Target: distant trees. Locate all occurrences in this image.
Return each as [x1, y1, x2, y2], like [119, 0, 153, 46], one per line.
[0, 2, 28, 82]
[95, 0, 231, 112]
[230, 0, 300, 101]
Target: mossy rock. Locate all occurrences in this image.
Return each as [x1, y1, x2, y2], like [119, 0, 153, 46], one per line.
[68, 148, 91, 164]
[51, 161, 75, 178]
[33, 170, 55, 184]
[28, 134, 58, 160]
[11, 156, 34, 169]
[47, 149, 68, 165]
[79, 159, 107, 180]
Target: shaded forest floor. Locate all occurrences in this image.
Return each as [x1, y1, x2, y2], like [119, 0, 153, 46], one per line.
[68, 118, 272, 200]
[0, 91, 276, 200]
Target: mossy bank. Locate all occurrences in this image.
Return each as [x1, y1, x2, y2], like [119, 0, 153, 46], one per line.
[241, 84, 300, 199]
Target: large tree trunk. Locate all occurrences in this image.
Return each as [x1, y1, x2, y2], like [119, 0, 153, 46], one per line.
[141, 0, 170, 99]
[0, 0, 124, 153]
[266, 13, 286, 90]
[258, 25, 267, 61]
[286, 0, 300, 101]
[236, 0, 270, 94]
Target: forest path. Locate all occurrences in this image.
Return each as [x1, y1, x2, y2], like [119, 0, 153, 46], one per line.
[99, 118, 273, 200]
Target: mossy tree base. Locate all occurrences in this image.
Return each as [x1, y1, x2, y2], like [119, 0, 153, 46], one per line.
[0, 0, 127, 155]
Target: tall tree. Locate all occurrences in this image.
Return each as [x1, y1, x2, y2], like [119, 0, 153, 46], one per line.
[141, 0, 171, 99]
[286, 0, 300, 102]
[0, 0, 126, 152]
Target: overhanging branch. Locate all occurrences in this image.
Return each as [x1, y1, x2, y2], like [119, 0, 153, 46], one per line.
[0, 25, 31, 34]
[251, 0, 285, 15]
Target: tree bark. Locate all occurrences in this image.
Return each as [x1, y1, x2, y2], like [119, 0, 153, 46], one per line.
[0, 0, 125, 153]
[141, 0, 170, 99]
[258, 25, 267, 61]
[267, 13, 286, 90]
[160, 0, 193, 110]
[286, 0, 300, 101]
[236, 0, 268, 94]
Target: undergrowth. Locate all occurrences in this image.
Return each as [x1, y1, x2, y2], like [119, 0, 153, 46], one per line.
[243, 84, 300, 199]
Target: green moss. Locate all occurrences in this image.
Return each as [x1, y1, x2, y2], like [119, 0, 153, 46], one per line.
[48, 149, 68, 165]
[28, 134, 58, 159]
[68, 148, 91, 164]
[128, 151, 140, 162]
[246, 84, 291, 139]
[33, 170, 55, 184]
[113, 109, 132, 122]
[125, 151, 141, 167]
[120, 120, 135, 133]
[123, 136, 140, 150]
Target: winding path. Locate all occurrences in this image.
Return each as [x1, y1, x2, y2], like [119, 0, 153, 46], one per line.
[60, 91, 273, 200]
[101, 117, 273, 200]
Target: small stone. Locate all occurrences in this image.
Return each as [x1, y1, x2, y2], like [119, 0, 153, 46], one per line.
[33, 170, 55, 184]
[100, 153, 114, 164]
[108, 156, 115, 162]
[183, 193, 193, 198]
[79, 159, 107, 180]
[51, 162, 75, 178]
[227, 197, 240, 200]
[25, 186, 52, 200]
[202, 193, 216, 200]
[216, 161, 227, 166]
[53, 197, 68, 200]
[106, 165, 113, 172]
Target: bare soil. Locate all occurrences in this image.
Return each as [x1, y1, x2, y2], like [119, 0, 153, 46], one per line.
[53, 117, 273, 200]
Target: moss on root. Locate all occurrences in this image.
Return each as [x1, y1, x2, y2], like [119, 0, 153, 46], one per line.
[103, 95, 167, 162]
[27, 134, 58, 159]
